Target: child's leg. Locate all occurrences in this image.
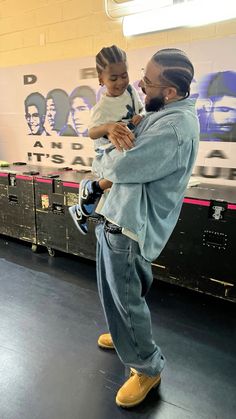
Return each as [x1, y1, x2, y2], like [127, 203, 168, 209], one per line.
[79, 178, 106, 217]
[69, 204, 88, 235]
[69, 177, 112, 235]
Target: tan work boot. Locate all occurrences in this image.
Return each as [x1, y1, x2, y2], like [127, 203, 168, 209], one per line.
[97, 333, 115, 349]
[116, 370, 161, 408]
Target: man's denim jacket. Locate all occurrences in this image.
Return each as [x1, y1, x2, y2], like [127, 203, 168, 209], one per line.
[93, 98, 200, 262]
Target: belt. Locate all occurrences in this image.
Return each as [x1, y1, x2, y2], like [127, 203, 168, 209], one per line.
[104, 220, 122, 234]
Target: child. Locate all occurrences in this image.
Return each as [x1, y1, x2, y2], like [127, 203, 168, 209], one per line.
[69, 45, 144, 234]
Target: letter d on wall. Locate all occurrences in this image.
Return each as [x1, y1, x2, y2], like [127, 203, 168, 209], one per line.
[23, 74, 37, 85]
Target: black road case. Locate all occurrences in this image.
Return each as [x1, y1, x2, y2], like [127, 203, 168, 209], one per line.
[1, 165, 235, 302]
[153, 184, 236, 302]
[0, 165, 36, 245]
[34, 169, 97, 258]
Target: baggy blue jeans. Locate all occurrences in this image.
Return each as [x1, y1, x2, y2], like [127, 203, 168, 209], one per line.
[96, 222, 165, 376]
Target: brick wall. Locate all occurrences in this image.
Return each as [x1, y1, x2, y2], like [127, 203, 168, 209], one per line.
[0, 0, 236, 66]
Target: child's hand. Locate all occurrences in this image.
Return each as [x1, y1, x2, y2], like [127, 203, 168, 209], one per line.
[131, 114, 143, 126]
[107, 122, 135, 152]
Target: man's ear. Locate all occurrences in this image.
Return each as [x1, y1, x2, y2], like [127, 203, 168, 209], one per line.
[165, 86, 178, 100]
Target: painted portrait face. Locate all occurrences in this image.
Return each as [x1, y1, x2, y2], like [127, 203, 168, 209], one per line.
[46, 98, 56, 129]
[25, 105, 41, 134]
[210, 96, 236, 132]
[71, 97, 90, 135]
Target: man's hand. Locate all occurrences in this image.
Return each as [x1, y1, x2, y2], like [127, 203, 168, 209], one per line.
[107, 122, 135, 152]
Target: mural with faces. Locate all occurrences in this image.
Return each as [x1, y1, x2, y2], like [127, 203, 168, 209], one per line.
[69, 86, 96, 136]
[24, 86, 96, 137]
[44, 89, 77, 136]
[24, 92, 47, 135]
[24, 72, 236, 142]
[195, 71, 236, 142]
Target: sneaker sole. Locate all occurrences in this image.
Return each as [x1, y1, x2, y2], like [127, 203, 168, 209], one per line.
[97, 342, 115, 350]
[116, 377, 161, 408]
[68, 206, 87, 235]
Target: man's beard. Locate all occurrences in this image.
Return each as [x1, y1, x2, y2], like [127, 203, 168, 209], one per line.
[145, 94, 165, 112]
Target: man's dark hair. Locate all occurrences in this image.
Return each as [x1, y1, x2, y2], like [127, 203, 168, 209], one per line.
[152, 48, 194, 97]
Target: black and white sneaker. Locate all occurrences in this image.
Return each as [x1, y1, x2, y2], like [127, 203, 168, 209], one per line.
[79, 179, 103, 217]
[69, 204, 88, 235]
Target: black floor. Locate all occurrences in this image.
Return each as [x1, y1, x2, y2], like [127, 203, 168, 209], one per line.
[0, 236, 235, 419]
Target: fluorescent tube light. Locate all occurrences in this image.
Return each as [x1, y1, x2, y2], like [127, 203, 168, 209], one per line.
[106, 0, 172, 19]
[123, 0, 236, 36]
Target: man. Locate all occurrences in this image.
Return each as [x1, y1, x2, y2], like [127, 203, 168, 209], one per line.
[69, 86, 96, 136]
[92, 48, 199, 408]
[24, 92, 46, 135]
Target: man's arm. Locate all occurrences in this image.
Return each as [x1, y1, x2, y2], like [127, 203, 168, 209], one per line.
[89, 123, 131, 140]
[89, 122, 135, 152]
[92, 122, 179, 184]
